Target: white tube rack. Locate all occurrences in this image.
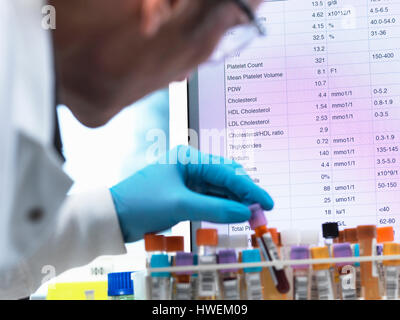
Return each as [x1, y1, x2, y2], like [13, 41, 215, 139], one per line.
[147, 254, 400, 273]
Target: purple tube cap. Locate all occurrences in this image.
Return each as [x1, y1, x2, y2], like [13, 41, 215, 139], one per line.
[333, 243, 353, 267]
[290, 245, 310, 270]
[248, 203, 267, 230]
[175, 252, 194, 275]
[218, 249, 238, 273]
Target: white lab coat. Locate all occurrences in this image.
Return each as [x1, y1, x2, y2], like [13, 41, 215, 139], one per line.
[0, 0, 126, 299]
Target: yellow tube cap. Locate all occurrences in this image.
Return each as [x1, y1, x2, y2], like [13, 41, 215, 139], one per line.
[310, 246, 331, 270]
[383, 243, 400, 266]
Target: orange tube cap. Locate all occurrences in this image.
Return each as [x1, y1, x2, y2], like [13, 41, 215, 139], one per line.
[166, 236, 184, 252]
[377, 226, 394, 243]
[144, 234, 166, 252]
[196, 229, 218, 247]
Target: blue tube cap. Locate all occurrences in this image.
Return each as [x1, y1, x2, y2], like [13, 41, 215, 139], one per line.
[150, 254, 171, 278]
[108, 272, 134, 297]
[354, 243, 360, 267]
[242, 249, 262, 273]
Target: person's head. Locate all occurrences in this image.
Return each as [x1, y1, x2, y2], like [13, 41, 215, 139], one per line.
[52, 0, 262, 127]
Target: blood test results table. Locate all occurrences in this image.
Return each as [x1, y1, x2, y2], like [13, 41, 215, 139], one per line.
[197, 0, 400, 239]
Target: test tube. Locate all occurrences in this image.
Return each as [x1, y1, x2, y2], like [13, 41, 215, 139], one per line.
[217, 249, 240, 300]
[344, 228, 362, 298]
[196, 228, 219, 300]
[144, 234, 166, 300]
[229, 234, 250, 296]
[356, 225, 381, 300]
[299, 229, 320, 300]
[376, 226, 394, 296]
[383, 242, 400, 300]
[166, 236, 185, 300]
[333, 243, 357, 300]
[280, 230, 301, 300]
[149, 253, 171, 300]
[262, 228, 288, 300]
[242, 249, 264, 300]
[311, 246, 336, 300]
[248, 204, 290, 294]
[251, 232, 275, 299]
[322, 222, 340, 299]
[290, 245, 311, 300]
[174, 252, 194, 300]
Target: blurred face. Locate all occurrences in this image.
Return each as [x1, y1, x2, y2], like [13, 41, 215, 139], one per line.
[52, 0, 263, 127]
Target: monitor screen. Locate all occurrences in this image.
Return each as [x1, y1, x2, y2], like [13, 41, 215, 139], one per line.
[188, 0, 400, 244]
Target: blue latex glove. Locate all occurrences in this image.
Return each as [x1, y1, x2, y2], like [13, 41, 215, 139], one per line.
[110, 146, 274, 243]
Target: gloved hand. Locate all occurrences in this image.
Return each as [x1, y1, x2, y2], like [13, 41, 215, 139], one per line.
[110, 145, 274, 243]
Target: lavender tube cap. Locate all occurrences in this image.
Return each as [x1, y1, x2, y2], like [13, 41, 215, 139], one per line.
[175, 252, 194, 275]
[333, 243, 353, 267]
[248, 203, 267, 230]
[218, 249, 238, 273]
[290, 245, 310, 270]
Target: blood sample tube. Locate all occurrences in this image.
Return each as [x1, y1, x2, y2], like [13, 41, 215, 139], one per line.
[343, 228, 362, 298]
[383, 242, 400, 300]
[356, 225, 381, 300]
[333, 243, 357, 300]
[218, 249, 240, 300]
[174, 252, 194, 300]
[144, 234, 167, 300]
[242, 249, 264, 300]
[310, 246, 336, 300]
[166, 236, 185, 300]
[291, 245, 311, 300]
[149, 253, 171, 300]
[299, 229, 320, 300]
[377, 227, 394, 296]
[248, 204, 290, 294]
[196, 228, 219, 300]
[280, 230, 301, 299]
[322, 222, 340, 298]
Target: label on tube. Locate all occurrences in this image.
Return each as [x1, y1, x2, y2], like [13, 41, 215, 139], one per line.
[198, 255, 217, 297]
[175, 283, 192, 300]
[245, 273, 263, 300]
[315, 270, 334, 300]
[386, 266, 399, 300]
[151, 278, 169, 300]
[310, 275, 319, 300]
[294, 276, 309, 300]
[223, 279, 240, 300]
[262, 233, 283, 271]
[340, 273, 357, 300]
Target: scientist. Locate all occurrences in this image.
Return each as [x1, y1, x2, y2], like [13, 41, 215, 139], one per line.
[0, 0, 272, 299]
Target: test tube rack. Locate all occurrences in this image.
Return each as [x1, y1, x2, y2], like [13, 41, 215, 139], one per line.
[147, 254, 400, 273]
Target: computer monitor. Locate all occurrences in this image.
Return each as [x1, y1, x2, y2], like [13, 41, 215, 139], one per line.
[171, 0, 400, 252]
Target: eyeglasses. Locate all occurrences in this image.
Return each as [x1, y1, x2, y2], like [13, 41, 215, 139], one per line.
[207, 0, 267, 63]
